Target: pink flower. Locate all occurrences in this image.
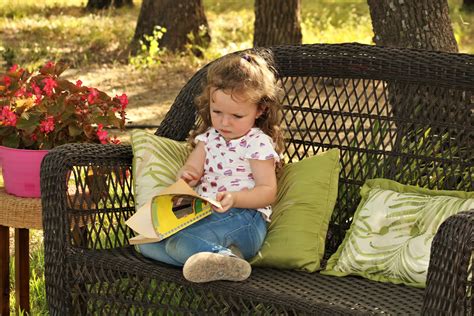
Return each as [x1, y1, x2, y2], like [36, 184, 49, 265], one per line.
[110, 136, 121, 144]
[30, 82, 42, 96]
[3, 76, 11, 88]
[0, 106, 17, 126]
[9, 64, 18, 73]
[8, 64, 23, 74]
[34, 95, 43, 105]
[96, 124, 108, 144]
[75, 80, 82, 87]
[42, 77, 57, 97]
[39, 116, 55, 134]
[30, 82, 42, 103]
[87, 88, 99, 104]
[45, 61, 55, 68]
[116, 93, 128, 110]
[14, 86, 27, 97]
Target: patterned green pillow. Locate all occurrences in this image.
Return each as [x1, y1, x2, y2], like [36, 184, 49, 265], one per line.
[250, 148, 340, 272]
[322, 178, 474, 288]
[130, 130, 191, 210]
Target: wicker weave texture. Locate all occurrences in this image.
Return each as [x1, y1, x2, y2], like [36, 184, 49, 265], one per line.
[41, 43, 474, 315]
[0, 188, 42, 230]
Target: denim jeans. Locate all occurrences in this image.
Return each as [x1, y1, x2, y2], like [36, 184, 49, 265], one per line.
[137, 208, 267, 266]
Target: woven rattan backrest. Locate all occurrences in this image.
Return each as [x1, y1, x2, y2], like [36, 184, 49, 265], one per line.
[157, 43, 474, 256]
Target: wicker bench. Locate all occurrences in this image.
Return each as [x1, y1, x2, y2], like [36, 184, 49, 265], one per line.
[41, 43, 473, 315]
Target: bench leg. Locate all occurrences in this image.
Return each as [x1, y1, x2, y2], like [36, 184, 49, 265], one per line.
[15, 228, 30, 315]
[0, 225, 9, 316]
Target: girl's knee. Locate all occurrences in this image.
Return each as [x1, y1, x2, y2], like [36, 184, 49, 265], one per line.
[165, 234, 195, 263]
[137, 243, 153, 258]
[164, 235, 180, 254]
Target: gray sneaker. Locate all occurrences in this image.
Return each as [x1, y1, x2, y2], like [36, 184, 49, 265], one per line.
[183, 252, 252, 283]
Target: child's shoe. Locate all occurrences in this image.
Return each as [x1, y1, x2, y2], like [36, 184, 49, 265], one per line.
[183, 252, 251, 283]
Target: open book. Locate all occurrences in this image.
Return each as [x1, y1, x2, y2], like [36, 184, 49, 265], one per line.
[126, 179, 221, 245]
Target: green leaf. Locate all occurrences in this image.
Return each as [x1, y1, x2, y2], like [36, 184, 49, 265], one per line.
[94, 116, 108, 125]
[68, 124, 82, 137]
[0, 126, 15, 136]
[49, 98, 64, 115]
[41, 138, 53, 150]
[21, 136, 36, 148]
[2, 134, 20, 148]
[16, 116, 39, 131]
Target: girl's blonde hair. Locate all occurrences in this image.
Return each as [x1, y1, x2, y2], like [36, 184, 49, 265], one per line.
[190, 51, 285, 159]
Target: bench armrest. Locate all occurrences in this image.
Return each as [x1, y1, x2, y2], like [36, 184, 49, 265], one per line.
[422, 209, 474, 315]
[41, 143, 135, 250]
[41, 143, 135, 311]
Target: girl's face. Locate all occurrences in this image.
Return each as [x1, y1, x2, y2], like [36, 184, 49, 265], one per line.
[210, 88, 263, 141]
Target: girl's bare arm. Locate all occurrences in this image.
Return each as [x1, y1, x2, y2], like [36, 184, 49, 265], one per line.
[177, 141, 206, 187]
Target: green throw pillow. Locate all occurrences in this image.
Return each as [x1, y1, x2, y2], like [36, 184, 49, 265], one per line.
[130, 130, 191, 210]
[322, 178, 474, 288]
[250, 148, 340, 272]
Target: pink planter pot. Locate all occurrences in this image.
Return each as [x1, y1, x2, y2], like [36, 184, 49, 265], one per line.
[0, 146, 49, 198]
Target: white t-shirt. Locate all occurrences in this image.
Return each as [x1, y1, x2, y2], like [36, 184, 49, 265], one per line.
[195, 127, 279, 220]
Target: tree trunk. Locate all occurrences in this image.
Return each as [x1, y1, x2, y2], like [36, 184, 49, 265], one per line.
[462, 0, 474, 11]
[130, 0, 210, 55]
[86, 0, 133, 10]
[368, 0, 466, 185]
[367, 0, 458, 52]
[254, 0, 302, 47]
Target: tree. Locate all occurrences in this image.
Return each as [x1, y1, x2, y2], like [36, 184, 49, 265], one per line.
[130, 0, 210, 55]
[253, 0, 302, 47]
[86, 0, 133, 10]
[367, 0, 466, 181]
[367, 0, 458, 52]
[462, 0, 474, 11]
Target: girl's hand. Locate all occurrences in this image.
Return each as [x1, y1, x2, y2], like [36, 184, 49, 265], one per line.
[177, 168, 201, 187]
[176, 142, 205, 187]
[214, 191, 235, 213]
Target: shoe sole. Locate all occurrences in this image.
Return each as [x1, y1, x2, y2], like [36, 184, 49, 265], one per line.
[183, 252, 251, 283]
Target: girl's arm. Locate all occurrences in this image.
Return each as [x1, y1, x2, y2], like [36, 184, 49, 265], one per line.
[177, 141, 206, 187]
[215, 159, 277, 212]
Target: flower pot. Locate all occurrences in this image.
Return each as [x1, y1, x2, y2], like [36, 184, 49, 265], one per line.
[0, 146, 49, 198]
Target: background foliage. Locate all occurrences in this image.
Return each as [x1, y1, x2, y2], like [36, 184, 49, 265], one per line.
[1, 0, 472, 69]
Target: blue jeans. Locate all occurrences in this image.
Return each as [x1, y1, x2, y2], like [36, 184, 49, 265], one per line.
[137, 208, 267, 266]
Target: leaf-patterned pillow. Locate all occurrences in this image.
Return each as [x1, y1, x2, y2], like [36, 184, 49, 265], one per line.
[130, 130, 191, 210]
[322, 178, 474, 288]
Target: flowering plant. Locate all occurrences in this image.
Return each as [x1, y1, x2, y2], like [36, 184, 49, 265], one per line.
[0, 62, 128, 149]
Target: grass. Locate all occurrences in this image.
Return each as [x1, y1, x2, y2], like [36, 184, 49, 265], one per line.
[1, 0, 472, 69]
[7, 229, 47, 315]
[1, 0, 473, 314]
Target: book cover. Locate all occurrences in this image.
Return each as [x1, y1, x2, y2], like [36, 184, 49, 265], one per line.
[126, 179, 221, 244]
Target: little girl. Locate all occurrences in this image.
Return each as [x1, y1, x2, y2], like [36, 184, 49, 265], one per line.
[138, 51, 284, 283]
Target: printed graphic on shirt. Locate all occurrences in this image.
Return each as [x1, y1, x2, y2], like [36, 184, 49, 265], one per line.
[194, 127, 279, 219]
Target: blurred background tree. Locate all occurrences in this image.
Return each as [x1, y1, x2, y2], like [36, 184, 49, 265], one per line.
[130, 0, 210, 55]
[253, 0, 302, 46]
[368, 0, 466, 176]
[368, 0, 458, 52]
[86, 0, 133, 10]
[462, 0, 474, 11]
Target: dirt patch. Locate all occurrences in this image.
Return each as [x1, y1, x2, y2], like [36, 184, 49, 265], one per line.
[62, 58, 201, 141]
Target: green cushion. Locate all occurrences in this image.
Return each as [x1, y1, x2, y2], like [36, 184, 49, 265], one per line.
[322, 178, 474, 288]
[250, 148, 340, 272]
[130, 130, 191, 210]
